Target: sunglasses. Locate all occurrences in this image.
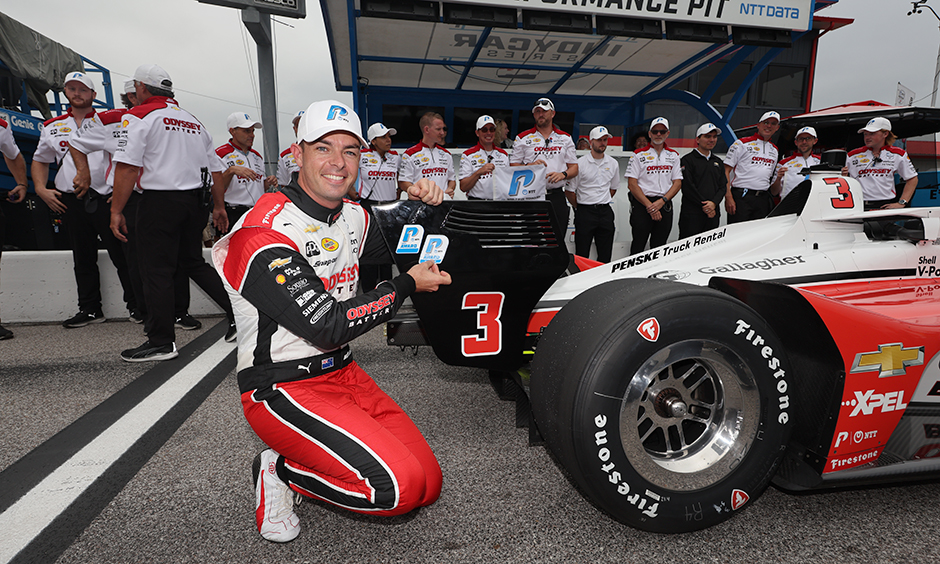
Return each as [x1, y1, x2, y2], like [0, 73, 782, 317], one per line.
[650, 129, 668, 135]
[480, 127, 496, 133]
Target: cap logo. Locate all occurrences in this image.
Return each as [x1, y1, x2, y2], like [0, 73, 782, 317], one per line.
[244, 113, 250, 120]
[327, 105, 348, 121]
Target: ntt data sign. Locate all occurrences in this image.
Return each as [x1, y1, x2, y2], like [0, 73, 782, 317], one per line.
[447, 0, 812, 31]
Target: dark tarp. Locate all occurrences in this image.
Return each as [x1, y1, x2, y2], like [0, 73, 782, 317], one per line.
[0, 11, 84, 120]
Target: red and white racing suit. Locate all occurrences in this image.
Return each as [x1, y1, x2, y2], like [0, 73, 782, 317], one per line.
[212, 182, 441, 516]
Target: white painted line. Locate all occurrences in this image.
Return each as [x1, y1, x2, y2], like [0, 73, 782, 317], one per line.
[0, 338, 234, 563]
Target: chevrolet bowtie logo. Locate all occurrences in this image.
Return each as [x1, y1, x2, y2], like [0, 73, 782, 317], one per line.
[851, 343, 924, 378]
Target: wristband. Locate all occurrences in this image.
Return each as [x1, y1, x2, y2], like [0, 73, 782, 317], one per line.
[562, 171, 568, 179]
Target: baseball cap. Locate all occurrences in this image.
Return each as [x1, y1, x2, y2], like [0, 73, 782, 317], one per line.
[367, 122, 397, 142]
[589, 125, 611, 140]
[296, 99, 368, 147]
[227, 112, 262, 130]
[292, 110, 305, 126]
[123, 79, 136, 94]
[696, 123, 719, 137]
[133, 64, 173, 90]
[649, 117, 669, 131]
[858, 117, 892, 133]
[533, 97, 554, 112]
[476, 115, 495, 130]
[795, 126, 817, 138]
[64, 72, 94, 91]
[759, 111, 781, 123]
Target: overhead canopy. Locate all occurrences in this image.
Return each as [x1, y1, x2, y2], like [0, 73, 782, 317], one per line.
[0, 11, 84, 119]
[323, 0, 836, 98]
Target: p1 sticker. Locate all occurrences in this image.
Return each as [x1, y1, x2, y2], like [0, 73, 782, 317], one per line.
[419, 235, 449, 264]
[731, 489, 749, 510]
[396, 225, 424, 254]
[637, 317, 659, 342]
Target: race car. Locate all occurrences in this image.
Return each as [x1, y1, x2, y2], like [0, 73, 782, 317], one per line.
[370, 160, 940, 533]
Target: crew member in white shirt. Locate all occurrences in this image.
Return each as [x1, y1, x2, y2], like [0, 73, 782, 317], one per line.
[356, 122, 401, 291]
[32, 71, 136, 328]
[217, 112, 277, 227]
[399, 112, 455, 198]
[565, 125, 619, 263]
[843, 117, 918, 210]
[459, 115, 510, 200]
[625, 117, 682, 255]
[276, 110, 304, 188]
[111, 64, 235, 362]
[772, 126, 820, 200]
[0, 116, 28, 340]
[510, 97, 578, 228]
[724, 110, 780, 223]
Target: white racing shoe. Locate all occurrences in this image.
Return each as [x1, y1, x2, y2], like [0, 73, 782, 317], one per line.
[252, 449, 301, 542]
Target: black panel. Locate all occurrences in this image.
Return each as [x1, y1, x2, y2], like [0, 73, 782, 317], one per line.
[664, 22, 729, 43]
[372, 200, 569, 371]
[732, 26, 793, 48]
[361, 0, 439, 22]
[522, 9, 592, 34]
[443, 3, 517, 28]
[596, 16, 662, 39]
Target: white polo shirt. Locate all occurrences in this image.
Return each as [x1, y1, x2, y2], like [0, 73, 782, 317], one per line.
[510, 126, 577, 190]
[399, 142, 455, 191]
[216, 140, 265, 206]
[846, 145, 918, 202]
[459, 144, 510, 199]
[625, 144, 682, 197]
[777, 153, 821, 199]
[0, 118, 21, 160]
[566, 152, 619, 205]
[358, 149, 401, 201]
[276, 147, 299, 187]
[33, 109, 109, 195]
[114, 97, 222, 191]
[69, 108, 129, 190]
[724, 134, 779, 191]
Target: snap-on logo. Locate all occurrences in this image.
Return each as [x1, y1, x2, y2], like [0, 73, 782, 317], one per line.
[637, 317, 659, 342]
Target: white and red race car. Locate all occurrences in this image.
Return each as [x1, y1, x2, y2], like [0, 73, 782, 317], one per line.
[372, 161, 940, 533]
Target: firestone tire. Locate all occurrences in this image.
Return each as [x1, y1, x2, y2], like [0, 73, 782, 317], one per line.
[530, 279, 793, 533]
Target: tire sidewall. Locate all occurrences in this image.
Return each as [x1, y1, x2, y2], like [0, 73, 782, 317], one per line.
[569, 293, 792, 533]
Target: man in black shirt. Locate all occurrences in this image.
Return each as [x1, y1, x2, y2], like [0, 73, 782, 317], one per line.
[679, 123, 726, 239]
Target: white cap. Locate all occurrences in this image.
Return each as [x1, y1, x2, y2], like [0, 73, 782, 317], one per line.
[858, 117, 892, 133]
[759, 111, 781, 123]
[533, 97, 554, 112]
[367, 122, 397, 142]
[649, 117, 669, 131]
[589, 125, 610, 140]
[64, 72, 94, 91]
[227, 112, 262, 131]
[133, 64, 173, 90]
[296, 100, 367, 147]
[795, 126, 817, 138]
[292, 110, 305, 126]
[696, 123, 719, 137]
[123, 79, 136, 94]
[476, 115, 495, 130]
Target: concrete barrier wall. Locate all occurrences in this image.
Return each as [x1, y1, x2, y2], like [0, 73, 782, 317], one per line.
[0, 249, 224, 324]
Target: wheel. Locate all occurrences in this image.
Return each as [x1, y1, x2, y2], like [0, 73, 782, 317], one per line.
[530, 278, 793, 533]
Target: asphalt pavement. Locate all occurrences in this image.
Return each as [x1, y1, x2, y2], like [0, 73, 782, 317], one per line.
[1, 315, 939, 563]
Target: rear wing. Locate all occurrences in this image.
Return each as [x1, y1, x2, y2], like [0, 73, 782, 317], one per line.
[371, 200, 569, 370]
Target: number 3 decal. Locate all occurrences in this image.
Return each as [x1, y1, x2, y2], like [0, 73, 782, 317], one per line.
[461, 292, 504, 357]
[826, 177, 854, 209]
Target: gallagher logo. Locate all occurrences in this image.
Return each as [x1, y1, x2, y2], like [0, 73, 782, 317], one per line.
[637, 317, 659, 342]
[851, 343, 924, 378]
